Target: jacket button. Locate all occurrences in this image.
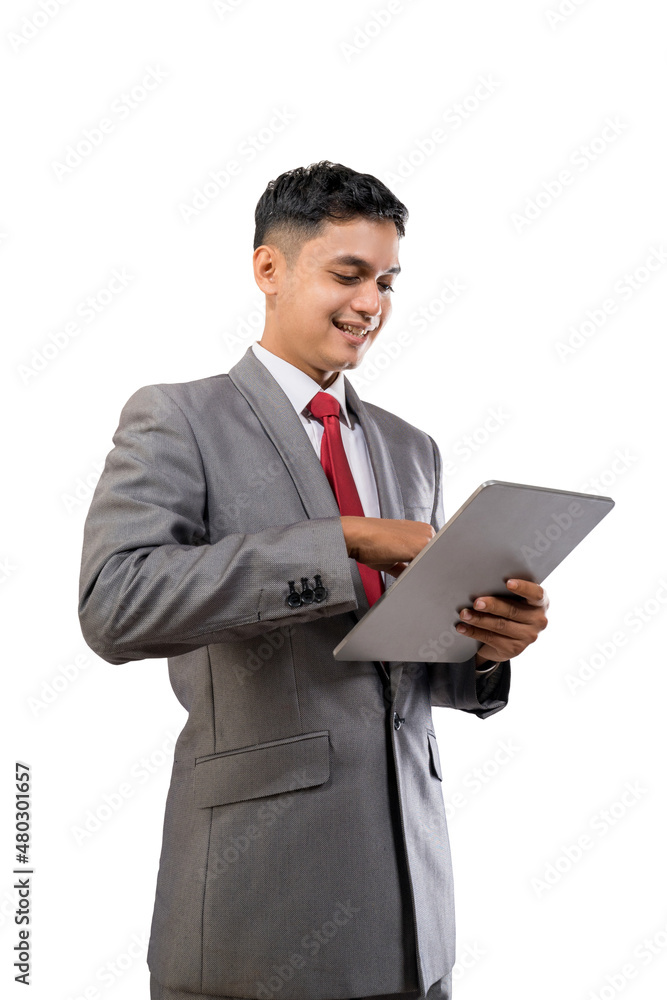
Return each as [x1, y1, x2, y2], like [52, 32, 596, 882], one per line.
[393, 712, 404, 731]
[286, 581, 302, 608]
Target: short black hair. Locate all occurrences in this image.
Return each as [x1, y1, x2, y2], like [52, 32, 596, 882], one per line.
[253, 160, 408, 267]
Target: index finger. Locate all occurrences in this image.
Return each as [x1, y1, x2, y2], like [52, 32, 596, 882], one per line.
[506, 578, 547, 606]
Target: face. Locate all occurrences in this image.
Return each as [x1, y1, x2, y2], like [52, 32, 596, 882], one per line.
[254, 216, 400, 388]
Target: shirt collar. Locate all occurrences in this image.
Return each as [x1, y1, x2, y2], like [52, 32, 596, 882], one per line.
[250, 341, 352, 427]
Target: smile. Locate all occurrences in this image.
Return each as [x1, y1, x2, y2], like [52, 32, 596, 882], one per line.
[332, 320, 370, 340]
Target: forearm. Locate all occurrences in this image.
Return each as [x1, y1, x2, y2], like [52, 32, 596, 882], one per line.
[80, 516, 358, 663]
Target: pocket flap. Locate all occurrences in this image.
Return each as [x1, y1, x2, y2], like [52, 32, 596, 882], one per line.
[194, 730, 330, 808]
[427, 730, 443, 781]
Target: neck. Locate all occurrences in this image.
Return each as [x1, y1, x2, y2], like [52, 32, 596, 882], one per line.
[256, 338, 341, 390]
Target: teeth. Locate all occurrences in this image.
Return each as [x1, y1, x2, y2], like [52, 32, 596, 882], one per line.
[336, 322, 368, 337]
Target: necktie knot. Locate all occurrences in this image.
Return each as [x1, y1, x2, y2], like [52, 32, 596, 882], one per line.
[308, 391, 340, 421]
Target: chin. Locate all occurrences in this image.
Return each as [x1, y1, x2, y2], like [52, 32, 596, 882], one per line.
[333, 351, 363, 369]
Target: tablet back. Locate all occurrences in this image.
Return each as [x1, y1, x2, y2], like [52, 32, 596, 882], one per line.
[332, 480, 614, 663]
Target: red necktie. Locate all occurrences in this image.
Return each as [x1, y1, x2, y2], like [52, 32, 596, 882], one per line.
[308, 392, 385, 609]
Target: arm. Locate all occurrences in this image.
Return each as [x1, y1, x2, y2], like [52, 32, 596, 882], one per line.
[78, 384, 358, 664]
[424, 434, 511, 719]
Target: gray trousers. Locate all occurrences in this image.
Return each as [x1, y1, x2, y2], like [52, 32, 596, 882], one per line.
[149, 970, 453, 1000]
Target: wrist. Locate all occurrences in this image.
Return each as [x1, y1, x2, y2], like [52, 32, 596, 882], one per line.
[474, 655, 500, 674]
[340, 516, 362, 559]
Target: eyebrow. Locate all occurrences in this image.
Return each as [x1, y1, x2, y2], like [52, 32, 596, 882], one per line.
[329, 253, 401, 276]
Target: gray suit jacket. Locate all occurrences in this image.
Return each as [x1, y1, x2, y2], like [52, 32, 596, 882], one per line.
[78, 345, 511, 999]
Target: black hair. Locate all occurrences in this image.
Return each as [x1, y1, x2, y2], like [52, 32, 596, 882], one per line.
[253, 160, 408, 267]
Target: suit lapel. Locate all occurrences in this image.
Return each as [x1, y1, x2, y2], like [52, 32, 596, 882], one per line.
[227, 347, 405, 635]
[227, 347, 341, 522]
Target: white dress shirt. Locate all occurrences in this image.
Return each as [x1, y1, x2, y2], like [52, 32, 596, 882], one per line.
[250, 340, 501, 681]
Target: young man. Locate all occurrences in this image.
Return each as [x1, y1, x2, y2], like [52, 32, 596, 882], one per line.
[78, 161, 548, 1000]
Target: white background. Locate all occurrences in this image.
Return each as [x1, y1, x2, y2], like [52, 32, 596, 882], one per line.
[2, 1, 666, 998]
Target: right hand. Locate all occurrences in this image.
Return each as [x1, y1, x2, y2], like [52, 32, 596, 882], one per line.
[340, 516, 435, 577]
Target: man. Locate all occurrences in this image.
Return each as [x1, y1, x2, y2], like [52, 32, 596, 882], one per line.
[78, 161, 548, 1000]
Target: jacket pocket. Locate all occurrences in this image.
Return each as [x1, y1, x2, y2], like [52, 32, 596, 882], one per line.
[426, 728, 443, 781]
[194, 730, 330, 808]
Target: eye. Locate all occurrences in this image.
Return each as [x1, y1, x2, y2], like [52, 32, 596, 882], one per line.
[333, 273, 394, 293]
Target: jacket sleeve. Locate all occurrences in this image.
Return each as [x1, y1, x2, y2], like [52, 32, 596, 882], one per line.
[78, 384, 358, 664]
[423, 434, 511, 719]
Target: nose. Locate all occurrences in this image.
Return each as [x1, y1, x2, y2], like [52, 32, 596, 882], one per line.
[350, 278, 383, 322]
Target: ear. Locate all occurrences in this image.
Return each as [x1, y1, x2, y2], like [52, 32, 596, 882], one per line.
[253, 244, 284, 297]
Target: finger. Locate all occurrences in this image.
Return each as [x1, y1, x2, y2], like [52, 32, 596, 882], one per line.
[455, 621, 527, 657]
[459, 609, 527, 636]
[506, 578, 547, 606]
[466, 596, 540, 624]
[455, 622, 510, 660]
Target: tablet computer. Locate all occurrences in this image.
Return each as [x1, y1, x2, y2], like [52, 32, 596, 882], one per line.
[332, 480, 614, 663]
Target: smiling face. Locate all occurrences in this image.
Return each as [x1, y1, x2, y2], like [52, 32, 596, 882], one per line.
[253, 216, 401, 389]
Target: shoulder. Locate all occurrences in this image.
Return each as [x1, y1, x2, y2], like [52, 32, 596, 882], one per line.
[119, 373, 233, 416]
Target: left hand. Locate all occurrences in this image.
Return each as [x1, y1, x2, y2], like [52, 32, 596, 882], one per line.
[455, 578, 549, 665]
